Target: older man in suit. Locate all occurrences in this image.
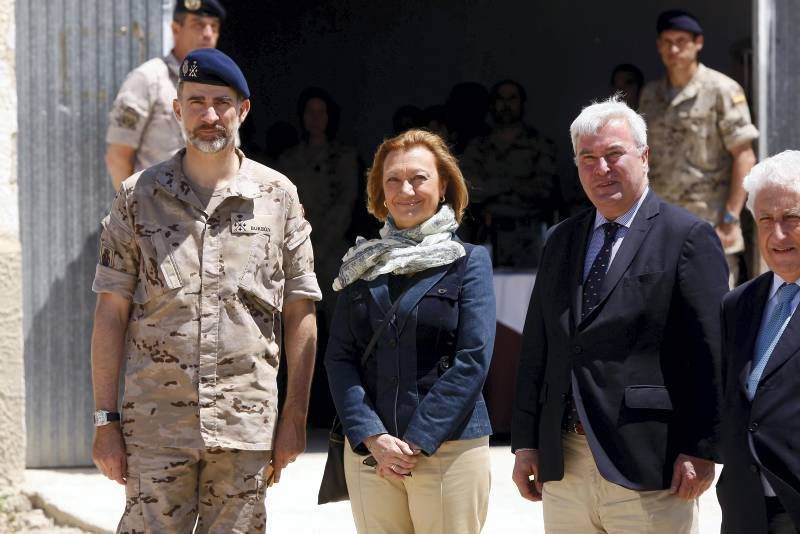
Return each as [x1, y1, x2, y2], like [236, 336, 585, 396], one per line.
[511, 96, 730, 533]
[717, 150, 800, 534]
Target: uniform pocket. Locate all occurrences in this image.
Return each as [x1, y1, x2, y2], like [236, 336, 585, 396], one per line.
[237, 235, 280, 312]
[133, 233, 184, 304]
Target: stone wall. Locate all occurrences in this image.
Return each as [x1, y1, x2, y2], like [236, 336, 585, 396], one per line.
[0, 0, 25, 493]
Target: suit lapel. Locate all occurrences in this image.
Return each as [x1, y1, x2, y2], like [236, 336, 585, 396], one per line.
[758, 290, 800, 384]
[579, 191, 658, 327]
[570, 210, 595, 328]
[737, 274, 772, 392]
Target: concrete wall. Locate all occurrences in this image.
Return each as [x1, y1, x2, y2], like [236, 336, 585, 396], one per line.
[0, 0, 25, 493]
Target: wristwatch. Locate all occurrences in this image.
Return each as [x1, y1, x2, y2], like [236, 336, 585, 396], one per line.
[93, 410, 120, 426]
[721, 211, 740, 225]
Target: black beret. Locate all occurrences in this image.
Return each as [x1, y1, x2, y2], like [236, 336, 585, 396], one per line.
[180, 48, 250, 98]
[174, 0, 226, 22]
[657, 9, 703, 35]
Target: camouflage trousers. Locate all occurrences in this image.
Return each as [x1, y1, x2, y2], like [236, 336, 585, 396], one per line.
[118, 444, 270, 534]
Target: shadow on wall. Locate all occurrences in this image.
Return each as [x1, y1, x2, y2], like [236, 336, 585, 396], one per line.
[25, 231, 100, 468]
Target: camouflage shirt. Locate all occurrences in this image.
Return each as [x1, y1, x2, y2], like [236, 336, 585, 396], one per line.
[106, 53, 184, 172]
[461, 125, 558, 219]
[92, 149, 322, 450]
[639, 64, 759, 228]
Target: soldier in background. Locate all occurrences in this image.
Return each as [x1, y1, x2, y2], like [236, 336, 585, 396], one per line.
[639, 9, 758, 286]
[278, 87, 358, 426]
[461, 79, 558, 268]
[105, 0, 225, 191]
[91, 49, 320, 532]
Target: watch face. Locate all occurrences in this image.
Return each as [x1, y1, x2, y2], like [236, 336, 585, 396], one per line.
[94, 411, 107, 425]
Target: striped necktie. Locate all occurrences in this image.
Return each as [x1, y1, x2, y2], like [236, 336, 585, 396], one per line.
[747, 282, 800, 395]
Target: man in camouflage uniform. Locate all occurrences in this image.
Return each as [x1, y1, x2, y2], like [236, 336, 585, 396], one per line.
[461, 79, 558, 268]
[91, 48, 321, 533]
[639, 10, 758, 285]
[105, 0, 225, 191]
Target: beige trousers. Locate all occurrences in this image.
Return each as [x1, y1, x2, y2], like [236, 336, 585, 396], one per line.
[542, 433, 699, 534]
[344, 436, 491, 534]
[118, 445, 270, 534]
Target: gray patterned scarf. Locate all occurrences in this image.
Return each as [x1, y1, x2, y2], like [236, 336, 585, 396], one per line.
[332, 205, 466, 291]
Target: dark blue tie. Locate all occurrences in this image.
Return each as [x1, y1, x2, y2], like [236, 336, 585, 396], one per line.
[582, 222, 621, 320]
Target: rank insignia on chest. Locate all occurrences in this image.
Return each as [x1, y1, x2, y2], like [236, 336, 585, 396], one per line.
[232, 212, 272, 235]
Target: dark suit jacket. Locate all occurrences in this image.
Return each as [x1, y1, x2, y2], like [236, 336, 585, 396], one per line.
[512, 190, 729, 490]
[717, 272, 800, 533]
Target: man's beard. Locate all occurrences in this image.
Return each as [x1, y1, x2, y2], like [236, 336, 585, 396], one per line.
[182, 117, 239, 153]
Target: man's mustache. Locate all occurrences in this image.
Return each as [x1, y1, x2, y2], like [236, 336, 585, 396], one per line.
[193, 124, 228, 136]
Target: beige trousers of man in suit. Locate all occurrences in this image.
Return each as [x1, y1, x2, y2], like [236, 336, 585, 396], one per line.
[344, 436, 490, 534]
[542, 433, 699, 534]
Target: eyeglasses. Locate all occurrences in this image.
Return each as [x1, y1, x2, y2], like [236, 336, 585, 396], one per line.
[657, 36, 696, 50]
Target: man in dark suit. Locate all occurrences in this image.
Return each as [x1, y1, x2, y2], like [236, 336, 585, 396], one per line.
[511, 96, 729, 533]
[717, 150, 800, 534]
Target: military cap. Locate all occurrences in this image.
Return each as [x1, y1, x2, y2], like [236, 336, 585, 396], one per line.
[656, 9, 703, 35]
[174, 0, 226, 22]
[180, 48, 250, 98]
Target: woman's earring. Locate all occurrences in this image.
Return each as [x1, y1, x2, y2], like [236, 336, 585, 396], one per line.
[439, 196, 445, 204]
[383, 200, 388, 208]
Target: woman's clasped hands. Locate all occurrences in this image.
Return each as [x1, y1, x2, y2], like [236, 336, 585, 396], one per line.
[363, 433, 421, 481]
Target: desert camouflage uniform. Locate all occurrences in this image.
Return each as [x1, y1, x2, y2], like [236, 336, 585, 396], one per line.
[639, 63, 759, 255]
[106, 53, 184, 172]
[121, 445, 270, 533]
[93, 148, 321, 533]
[461, 126, 557, 268]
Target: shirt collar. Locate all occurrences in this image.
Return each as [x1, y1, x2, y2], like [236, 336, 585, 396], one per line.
[155, 148, 264, 203]
[593, 186, 650, 230]
[769, 273, 800, 300]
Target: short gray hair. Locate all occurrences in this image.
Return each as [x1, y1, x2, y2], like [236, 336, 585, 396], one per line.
[569, 95, 648, 155]
[744, 149, 800, 212]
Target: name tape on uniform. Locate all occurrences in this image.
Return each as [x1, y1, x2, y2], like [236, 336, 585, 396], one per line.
[232, 212, 273, 235]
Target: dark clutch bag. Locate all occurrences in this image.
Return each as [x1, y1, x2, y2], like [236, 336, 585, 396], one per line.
[317, 416, 348, 504]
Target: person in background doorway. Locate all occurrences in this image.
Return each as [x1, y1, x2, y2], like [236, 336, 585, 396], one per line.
[610, 63, 644, 110]
[278, 87, 358, 427]
[461, 79, 558, 268]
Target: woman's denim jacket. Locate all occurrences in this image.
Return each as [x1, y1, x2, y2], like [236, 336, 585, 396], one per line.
[325, 243, 496, 455]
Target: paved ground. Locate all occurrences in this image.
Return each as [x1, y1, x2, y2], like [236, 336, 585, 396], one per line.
[23, 431, 722, 533]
